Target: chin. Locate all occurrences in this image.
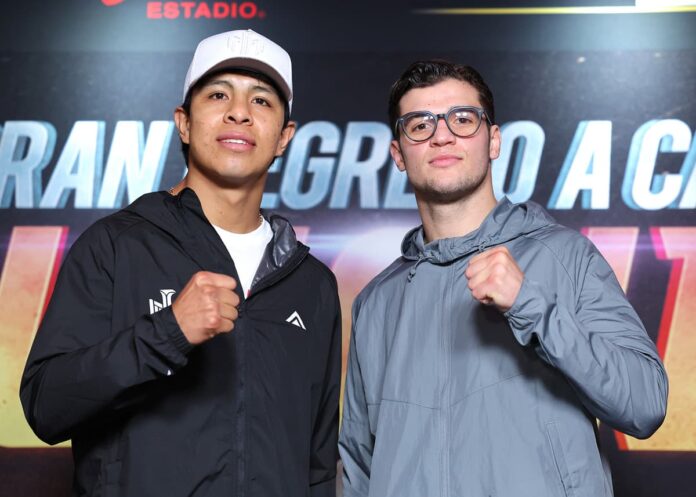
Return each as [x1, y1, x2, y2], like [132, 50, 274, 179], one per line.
[417, 179, 485, 204]
[419, 189, 469, 204]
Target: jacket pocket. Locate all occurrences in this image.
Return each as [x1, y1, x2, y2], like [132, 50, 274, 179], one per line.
[366, 402, 381, 436]
[545, 422, 575, 497]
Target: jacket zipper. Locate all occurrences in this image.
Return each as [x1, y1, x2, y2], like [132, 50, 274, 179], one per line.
[444, 266, 455, 497]
[234, 245, 307, 496]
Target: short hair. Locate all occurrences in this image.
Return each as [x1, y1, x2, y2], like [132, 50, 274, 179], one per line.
[179, 68, 291, 167]
[388, 60, 495, 138]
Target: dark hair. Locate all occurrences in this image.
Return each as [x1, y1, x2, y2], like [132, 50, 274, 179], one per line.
[179, 68, 291, 167]
[388, 60, 495, 138]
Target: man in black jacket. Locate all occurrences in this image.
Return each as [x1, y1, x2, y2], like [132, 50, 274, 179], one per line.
[20, 29, 341, 497]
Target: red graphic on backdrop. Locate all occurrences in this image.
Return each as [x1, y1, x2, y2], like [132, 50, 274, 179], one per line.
[99, 0, 266, 19]
[147, 2, 265, 19]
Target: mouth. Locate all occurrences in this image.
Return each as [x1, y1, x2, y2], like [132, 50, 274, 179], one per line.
[429, 154, 460, 167]
[217, 133, 255, 150]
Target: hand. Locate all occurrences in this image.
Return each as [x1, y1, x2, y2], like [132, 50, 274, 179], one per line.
[171, 271, 240, 345]
[464, 246, 524, 313]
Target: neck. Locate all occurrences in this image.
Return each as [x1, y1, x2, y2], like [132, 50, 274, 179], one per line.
[171, 172, 265, 233]
[418, 188, 498, 243]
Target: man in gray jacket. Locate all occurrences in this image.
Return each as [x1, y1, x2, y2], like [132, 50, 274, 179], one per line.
[338, 60, 668, 497]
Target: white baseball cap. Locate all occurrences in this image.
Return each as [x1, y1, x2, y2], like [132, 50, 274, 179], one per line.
[183, 29, 293, 111]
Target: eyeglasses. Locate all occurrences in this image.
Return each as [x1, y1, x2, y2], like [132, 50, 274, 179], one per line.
[395, 106, 491, 142]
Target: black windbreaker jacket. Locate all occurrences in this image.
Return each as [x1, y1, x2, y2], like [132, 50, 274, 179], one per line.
[20, 189, 341, 497]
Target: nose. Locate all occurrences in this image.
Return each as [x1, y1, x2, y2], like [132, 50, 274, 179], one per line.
[224, 97, 252, 125]
[430, 116, 455, 146]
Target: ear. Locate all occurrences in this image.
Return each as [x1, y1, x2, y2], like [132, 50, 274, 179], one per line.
[390, 139, 406, 172]
[274, 121, 297, 157]
[488, 124, 501, 161]
[174, 106, 191, 145]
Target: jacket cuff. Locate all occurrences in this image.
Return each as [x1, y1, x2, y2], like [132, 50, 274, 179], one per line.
[504, 277, 552, 345]
[154, 306, 194, 357]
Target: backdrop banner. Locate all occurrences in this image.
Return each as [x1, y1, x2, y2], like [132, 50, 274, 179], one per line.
[1, 1, 695, 496]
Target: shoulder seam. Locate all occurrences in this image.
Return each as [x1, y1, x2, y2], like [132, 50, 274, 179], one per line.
[520, 229, 590, 296]
[304, 254, 339, 293]
[97, 210, 152, 244]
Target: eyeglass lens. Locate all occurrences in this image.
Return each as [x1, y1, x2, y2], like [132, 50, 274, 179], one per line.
[401, 107, 483, 141]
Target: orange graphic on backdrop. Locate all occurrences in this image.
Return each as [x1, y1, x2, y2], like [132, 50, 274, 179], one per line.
[586, 226, 696, 451]
[102, 0, 125, 6]
[0, 227, 67, 447]
[0, 225, 694, 449]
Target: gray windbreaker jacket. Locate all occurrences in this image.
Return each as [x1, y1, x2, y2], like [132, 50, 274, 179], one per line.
[339, 199, 667, 497]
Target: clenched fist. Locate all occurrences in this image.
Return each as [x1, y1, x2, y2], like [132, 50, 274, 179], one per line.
[171, 271, 240, 345]
[464, 246, 524, 313]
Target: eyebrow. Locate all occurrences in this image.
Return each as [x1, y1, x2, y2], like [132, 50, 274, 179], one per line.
[203, 79, 275, 95]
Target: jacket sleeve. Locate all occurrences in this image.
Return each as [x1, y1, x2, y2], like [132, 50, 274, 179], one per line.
[338, 301, 374, 497]
[505, 239, 668, 439]
[309, 279, 342, 497]
[20, 223, 193, 445]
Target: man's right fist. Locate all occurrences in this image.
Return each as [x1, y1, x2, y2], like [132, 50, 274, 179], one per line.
[171, 271, 240, 345]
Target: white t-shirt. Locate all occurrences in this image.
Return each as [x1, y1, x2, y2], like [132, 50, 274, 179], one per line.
[213, 218, 273, 297]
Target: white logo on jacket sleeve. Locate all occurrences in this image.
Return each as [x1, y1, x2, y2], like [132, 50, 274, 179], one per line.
[285, 311, 306, 330]
[148, 289, 176, 314]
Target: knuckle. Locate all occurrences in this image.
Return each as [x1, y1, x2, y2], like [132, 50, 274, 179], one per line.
[492, 252, 506, 263]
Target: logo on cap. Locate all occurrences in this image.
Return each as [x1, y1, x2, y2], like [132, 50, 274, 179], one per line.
[229, 31, 266, 57]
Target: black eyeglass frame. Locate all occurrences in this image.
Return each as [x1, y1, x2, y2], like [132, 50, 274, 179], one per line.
[395, 105, 492, 142]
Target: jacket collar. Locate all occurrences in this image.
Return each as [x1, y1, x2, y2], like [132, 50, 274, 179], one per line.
[401, 197, 554, 265]
[125, 189, 307, 292]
